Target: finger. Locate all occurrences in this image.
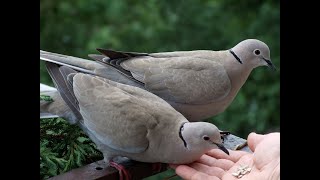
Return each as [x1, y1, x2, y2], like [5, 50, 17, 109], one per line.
[206, 149, 248, 163]
[175, 165, 220, 180]
[222, 172, 240, 180]
[247, 132, 265, 151]
[196, 154, 234, 170]
[190, 162, 225, 179]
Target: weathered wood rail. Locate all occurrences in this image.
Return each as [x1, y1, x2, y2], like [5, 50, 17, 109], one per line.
[49, 134, 251, 180]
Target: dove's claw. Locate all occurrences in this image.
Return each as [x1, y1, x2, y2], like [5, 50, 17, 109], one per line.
[234, 141, 248, 150]
[110, 160, 131, 180]
[220, 131, 231, 143]
[152, 162, 163, 172]
[220, 131, 231, 135]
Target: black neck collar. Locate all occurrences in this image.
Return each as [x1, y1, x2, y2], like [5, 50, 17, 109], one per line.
[229, 49, 243, 64]
[179, 122, 188, 148]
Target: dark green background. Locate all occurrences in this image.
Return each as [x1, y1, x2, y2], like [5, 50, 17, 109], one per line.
[40, 0, 279, 179]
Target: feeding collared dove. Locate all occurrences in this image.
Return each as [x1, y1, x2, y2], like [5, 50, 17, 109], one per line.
[40, 39, 275, 121]
[43, 63, 229, 166]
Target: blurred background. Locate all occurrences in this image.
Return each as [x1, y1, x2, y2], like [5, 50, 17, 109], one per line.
[40, 0, 279, 179]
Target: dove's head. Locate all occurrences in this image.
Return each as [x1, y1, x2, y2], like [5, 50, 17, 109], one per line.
[230, 39, 276, 71]
[181, 122, 229, 155]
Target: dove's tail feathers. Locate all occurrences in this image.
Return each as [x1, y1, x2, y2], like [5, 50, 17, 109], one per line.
[93, 48, 148, 86]
[40, 89, 78, 124]
[59, 66, 78, 102]
[40, 112, 59, 119]
[45, 62, 83, 121]
[40, 50, 99, 75]
[96, 48, 148, 60]
[40, 50, 145, 88]
[89, 54, 145, 86]
[88, 54, 132, 75]
[40, 83, 56, 92]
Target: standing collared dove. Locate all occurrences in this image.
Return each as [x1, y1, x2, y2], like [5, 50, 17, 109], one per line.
[43, 63, 229, 167]
[40, 39, 276, 121]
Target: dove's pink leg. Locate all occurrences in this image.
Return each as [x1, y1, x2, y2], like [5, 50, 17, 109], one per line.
[110, 160, 131, 180]
[152, 162, 163, 172]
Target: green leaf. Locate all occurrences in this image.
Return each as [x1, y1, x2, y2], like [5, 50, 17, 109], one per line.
[45, 157, 58, 175]
[40, 94, 54, 102]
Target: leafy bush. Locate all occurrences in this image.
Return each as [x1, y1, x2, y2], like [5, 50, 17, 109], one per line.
[40, 117, 103, 179]
[40, 0, 279, 179]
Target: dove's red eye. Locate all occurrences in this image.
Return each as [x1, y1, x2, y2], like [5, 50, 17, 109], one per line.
[203, 136, 210, 141]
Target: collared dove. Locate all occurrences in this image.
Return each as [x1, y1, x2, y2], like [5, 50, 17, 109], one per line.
[40, 39, 275, 121]
[43, 63, 229, 167]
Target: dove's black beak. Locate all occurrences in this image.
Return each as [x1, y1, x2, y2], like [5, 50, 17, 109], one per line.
[216, 143, 229, 155]
[262, 57, 276, 71]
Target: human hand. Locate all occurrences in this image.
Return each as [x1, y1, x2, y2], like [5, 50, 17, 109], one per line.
[170, 132, 280, 180]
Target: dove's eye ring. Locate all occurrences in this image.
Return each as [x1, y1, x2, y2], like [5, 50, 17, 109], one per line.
[254, 49, 261, 55]
[203, 136, 210, 141]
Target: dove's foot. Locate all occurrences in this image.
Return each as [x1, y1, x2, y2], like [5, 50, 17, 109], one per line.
[234, 141, 248, 150]
[151, 162, 163, 172]
[220, 131, 231, 142]
[220, 131, 231, 135]
[110, 160, 131, 180]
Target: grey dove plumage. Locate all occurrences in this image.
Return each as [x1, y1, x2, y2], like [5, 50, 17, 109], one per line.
[43, 63, 229, 165]
[40, 39, 275, 121]
[40, 83, 77, 122]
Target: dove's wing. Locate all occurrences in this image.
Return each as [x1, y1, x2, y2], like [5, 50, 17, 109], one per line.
[90, 49, 231, 104]
[149, 50, 214, 58]
[91, 49, 215, 83]
[88, 54, 145, 86]
[72, 74, 160, 153]
[45, 62, 83, 121]
[121, 56, 231, 104]
[95, 48, 213, 58]
[96, 48, 149, 59]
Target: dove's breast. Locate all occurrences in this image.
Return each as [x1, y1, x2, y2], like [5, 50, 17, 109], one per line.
[169, 93, 236, 121]
[170, 67, 253, 121]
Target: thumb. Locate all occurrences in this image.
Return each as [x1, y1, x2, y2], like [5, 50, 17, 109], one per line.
[247, 132, 265, 152]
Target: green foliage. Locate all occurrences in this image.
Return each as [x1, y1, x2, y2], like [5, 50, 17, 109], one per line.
[40, 94, 53, 102]
[40, 0, 279, 179]
[40, 117, 103, 179]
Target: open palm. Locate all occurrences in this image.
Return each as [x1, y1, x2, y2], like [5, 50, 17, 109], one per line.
[170, 132, 280, 180]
